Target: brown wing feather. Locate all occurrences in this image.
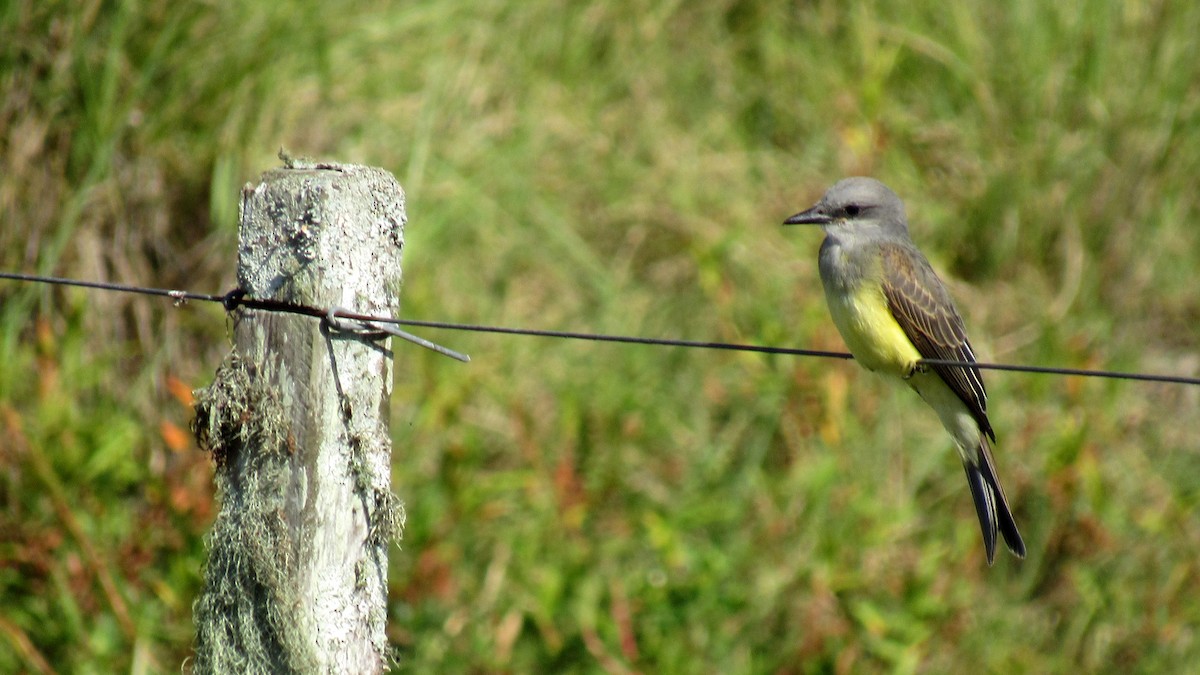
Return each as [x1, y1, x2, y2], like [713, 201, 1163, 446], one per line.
[879, 244, 994, 441]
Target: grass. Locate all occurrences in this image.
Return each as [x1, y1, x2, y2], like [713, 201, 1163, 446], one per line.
[2, 0, 1199, 671]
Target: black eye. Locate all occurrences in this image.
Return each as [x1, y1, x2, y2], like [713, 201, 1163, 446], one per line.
[844, 204, 861, 217]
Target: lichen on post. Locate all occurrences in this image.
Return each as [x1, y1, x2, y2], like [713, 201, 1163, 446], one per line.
[191, 160, 406, 674]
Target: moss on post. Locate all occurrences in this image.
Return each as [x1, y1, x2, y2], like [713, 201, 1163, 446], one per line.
[191, 161, 406, 673]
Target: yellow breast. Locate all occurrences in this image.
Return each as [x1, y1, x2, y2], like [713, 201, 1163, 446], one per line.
[825, 282, 922, 377]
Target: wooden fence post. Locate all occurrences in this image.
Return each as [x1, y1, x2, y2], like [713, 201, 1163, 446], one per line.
[191, 160, 405, 673]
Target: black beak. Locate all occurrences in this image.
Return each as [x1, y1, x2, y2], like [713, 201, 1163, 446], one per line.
[783, 206, 832, 226]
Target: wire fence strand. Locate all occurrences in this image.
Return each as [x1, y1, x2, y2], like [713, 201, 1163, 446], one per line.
[3, 270, 1198, 386]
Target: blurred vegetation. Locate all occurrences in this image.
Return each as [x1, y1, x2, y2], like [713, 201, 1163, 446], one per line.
[2, 0, 1199, 672]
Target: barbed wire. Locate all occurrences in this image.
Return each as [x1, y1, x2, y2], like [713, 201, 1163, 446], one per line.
[3, 270, 1198, 386]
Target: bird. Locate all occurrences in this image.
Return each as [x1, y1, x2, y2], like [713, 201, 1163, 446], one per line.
[783, 177, 1025, 565]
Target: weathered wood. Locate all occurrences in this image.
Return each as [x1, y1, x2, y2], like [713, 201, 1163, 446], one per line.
[192, 161, 405, 673]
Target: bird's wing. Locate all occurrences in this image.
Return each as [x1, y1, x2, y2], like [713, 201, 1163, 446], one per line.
[879, 242, 994, 441]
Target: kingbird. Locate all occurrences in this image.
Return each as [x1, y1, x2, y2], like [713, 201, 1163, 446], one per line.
[784, 177, 1025, 565]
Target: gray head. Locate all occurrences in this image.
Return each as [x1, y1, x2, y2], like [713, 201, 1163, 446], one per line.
[783, 177, 909, 238]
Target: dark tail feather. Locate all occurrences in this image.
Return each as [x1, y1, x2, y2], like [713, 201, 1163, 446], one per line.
[963, 438, 1026, 565]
